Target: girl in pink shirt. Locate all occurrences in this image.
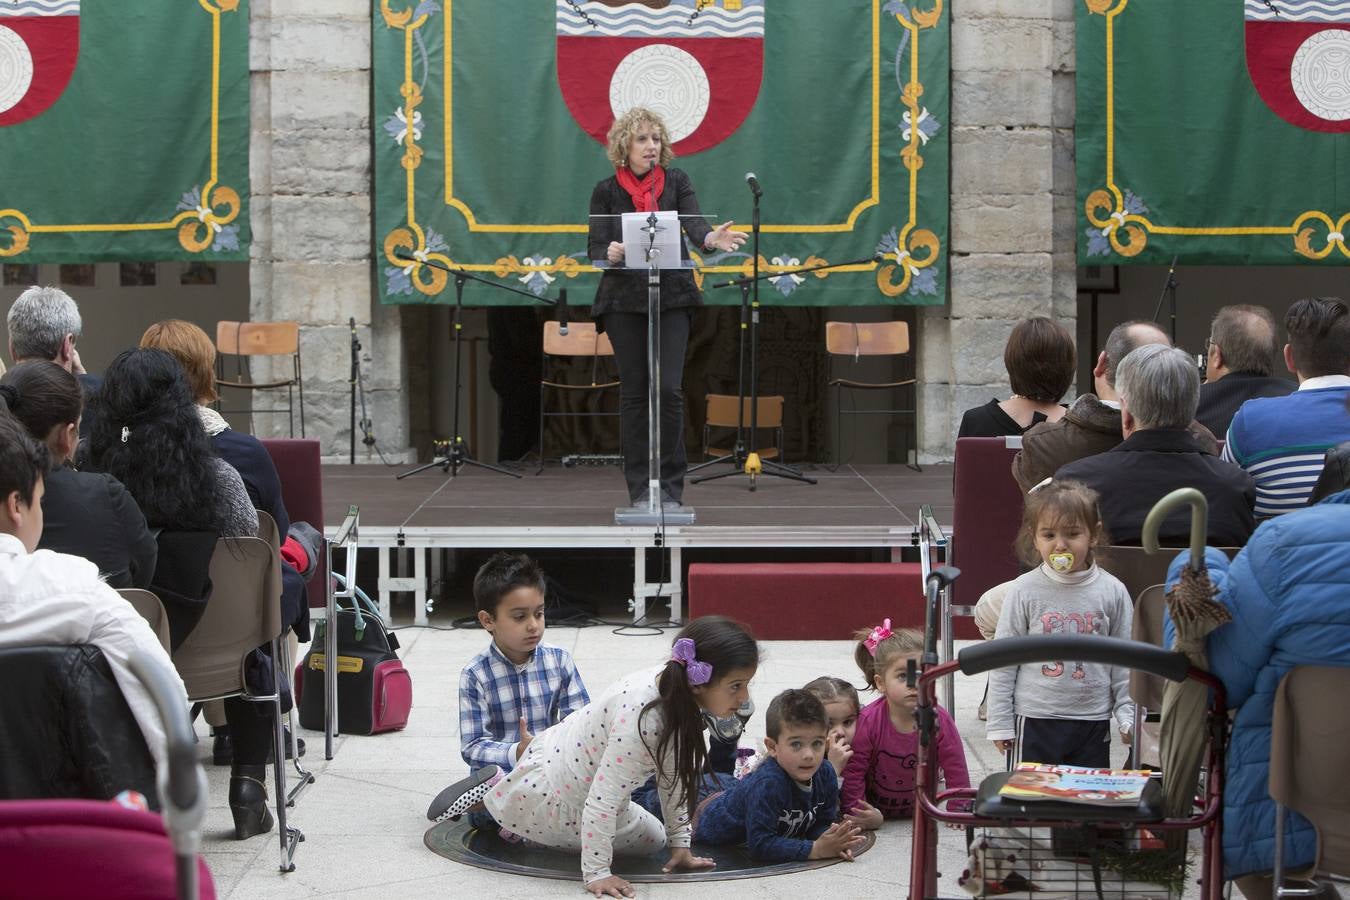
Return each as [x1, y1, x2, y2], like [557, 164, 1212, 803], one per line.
[840, 623, 970, 827]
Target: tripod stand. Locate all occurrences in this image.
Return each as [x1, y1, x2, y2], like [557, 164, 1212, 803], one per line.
[395, 252, 558, 481]
[690, 254, 883, 490]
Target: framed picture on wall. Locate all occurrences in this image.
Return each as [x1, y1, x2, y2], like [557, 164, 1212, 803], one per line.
[1078, 265, 1120, 295]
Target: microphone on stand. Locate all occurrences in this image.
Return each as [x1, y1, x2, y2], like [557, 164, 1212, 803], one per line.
[745, 172, 762, 197]
[557, 289, 570, 336]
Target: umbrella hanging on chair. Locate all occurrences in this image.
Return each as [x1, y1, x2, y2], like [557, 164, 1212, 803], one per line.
[1142, 488, 1231, 850]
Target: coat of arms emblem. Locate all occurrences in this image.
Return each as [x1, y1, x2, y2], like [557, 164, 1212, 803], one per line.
[1245, 0, 1350, 132]
[0, 0, 80, 127]
[556, 0, 764, 155]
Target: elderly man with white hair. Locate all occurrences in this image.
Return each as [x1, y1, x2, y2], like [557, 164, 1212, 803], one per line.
[1054, 343, 1256, 547]
[6, 285, 103, 435]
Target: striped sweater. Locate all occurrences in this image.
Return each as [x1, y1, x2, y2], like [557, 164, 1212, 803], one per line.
[1222, 377, 1350, 516]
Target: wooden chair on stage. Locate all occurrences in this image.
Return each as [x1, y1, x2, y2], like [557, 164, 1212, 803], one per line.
[702, 393, 785, 462]
[825, 320, 918, 470]
[537, 321, 621, 473]
[215, 321, 305, 438]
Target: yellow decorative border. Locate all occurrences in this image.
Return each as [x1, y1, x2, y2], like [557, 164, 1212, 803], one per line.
[385, 0, 943, 292]
[1083, 0, 1349, 260]
[0, 0, 242, 257]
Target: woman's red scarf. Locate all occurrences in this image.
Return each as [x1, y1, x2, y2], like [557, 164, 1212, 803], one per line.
[616, 165, 665, 212]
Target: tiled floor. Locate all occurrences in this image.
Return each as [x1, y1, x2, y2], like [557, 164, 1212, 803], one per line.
[200, 624, 1011, 899]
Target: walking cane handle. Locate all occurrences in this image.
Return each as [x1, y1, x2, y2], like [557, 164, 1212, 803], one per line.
[1142, 487, 1208, 570]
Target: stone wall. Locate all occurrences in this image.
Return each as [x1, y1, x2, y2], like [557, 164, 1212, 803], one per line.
[917, 0, 1077, 462]
[249, 0, 411, 458]
[248, 1, 1079, 463]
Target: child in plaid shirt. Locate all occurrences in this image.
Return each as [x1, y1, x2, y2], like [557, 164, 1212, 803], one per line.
[458, 553, 589, 771]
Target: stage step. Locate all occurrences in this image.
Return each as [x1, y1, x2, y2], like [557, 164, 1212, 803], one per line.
[687, 562, 980, 641]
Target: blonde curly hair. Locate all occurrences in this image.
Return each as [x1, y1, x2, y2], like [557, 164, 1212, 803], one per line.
[605, 106, 675, 169]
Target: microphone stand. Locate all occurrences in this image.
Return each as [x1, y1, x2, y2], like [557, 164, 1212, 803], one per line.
[394, 252, 558, 481]
[349, 317, 360, 465]
[690, 254, 881, 489]
[1150, 254, 1180, 343]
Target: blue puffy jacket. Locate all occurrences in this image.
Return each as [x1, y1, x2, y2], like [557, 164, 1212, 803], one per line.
[1165, 489, 1350, 879]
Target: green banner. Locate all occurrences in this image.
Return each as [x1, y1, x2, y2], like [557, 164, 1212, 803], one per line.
[374, 0, 949, 306]
[0, 0, 250, 263]
[1076, 0, 1350, 266]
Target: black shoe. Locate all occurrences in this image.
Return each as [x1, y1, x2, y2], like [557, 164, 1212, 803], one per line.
[229, 766, 275, 840]
[426, 766, 500, 823]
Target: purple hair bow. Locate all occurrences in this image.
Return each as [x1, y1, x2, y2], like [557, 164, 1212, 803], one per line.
[671, 638, 712, 685]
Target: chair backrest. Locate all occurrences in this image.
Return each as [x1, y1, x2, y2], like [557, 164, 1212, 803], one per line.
[1272, 666, 1350, 878]
[543, 321, 614, 357]
[256, 510, 279, 550]
[171, 535, 282, 701]
[1101, 545, 1242, 607]
[824, 320, 910, 356]
[1129, 584, 1168, 711]
[116, 589, 171, 653]
[215, 321, 299, 357]
[259, 438, 327, 610]
[0, 646, 156, 805]
[705, 394, 784, 429]
[951, 437, 1025, 608]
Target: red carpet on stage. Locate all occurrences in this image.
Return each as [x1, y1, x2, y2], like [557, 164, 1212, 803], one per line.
[687, 562, 980, 641]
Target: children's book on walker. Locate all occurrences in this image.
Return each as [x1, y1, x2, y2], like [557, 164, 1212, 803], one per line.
[998, 763, 1151, 806]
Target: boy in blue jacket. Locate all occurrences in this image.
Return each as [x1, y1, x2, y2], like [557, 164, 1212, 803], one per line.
[694, 689, 865, 862]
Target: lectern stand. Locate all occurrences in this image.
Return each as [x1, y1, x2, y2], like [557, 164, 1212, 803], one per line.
[609, 210, 696, 526]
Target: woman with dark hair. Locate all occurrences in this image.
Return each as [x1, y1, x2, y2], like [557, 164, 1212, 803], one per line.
[958, 316, 1077, 438]
[0, 360, 156, 588]
[589, 106, 746, 509]
[84, 348, 278, 841]
[85, 348, 256, 537]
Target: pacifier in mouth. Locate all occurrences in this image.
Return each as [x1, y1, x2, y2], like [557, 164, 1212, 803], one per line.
[1049, 552, 1075, 572]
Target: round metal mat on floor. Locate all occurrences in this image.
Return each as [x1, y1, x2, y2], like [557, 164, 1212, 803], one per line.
[424, 819, 875, 883]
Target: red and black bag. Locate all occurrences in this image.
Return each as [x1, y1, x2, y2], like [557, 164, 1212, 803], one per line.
[295, 596, 411, 735]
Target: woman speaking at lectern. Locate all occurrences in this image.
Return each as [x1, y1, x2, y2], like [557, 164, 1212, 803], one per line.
[588, 106, 746, 509]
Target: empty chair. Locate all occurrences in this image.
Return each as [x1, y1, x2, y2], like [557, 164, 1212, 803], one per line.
[1271, 666, 1350, 897]
[949, 436, 1025, 627]
[1127, 584, 1167, 768]
[702, 393, 785, 461]
[215, 321, 305, 437]
[537, 321, 621, 472]
[825, 320, 917, 468]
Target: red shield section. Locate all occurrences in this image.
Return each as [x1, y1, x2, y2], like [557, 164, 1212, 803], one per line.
[0, 13, 81, 128]
[557, 35, 762, 156]
[1246, 20, 1350, 133]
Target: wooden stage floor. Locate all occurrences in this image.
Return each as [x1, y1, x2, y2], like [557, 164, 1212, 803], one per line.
[320, 461, 955, 624]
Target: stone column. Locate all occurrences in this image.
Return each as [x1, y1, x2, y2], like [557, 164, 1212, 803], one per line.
[917, 0, 1075, 461]
[249, 0, 410, 457]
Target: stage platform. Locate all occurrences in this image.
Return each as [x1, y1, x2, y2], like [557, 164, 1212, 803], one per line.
[321, 462, 954, 624]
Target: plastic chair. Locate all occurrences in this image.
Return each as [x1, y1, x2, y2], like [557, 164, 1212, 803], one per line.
[215, 321, 305, 437]
[169, 530, 303, 872]
[1272, 666, 1350, 897]
[537, 321, 620, 472]
[702, 393, 785, 461]
[1127, 584, 1167, 768]
[825, 320, 918, 469]
[259, 437, 327, 612]
[118, 588, 172, 653]
[949, 436, 1025, 619]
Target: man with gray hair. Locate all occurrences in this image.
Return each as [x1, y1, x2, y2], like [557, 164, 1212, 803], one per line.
[1013, 319, 1218, 492]
[6, 286, 102, 432]
[1195, 304, 1293, 437]
[1055, 343, 1254, 546]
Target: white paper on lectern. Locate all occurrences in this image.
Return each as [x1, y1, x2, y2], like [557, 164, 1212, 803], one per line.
[620, 211, 683, 269]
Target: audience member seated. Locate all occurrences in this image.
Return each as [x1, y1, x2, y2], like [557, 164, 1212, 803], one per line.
[83, 348, 277, 840]
[1013, 319, 1218, 492]
[958, 317, 1075, 438]
[6, 285, 103, 436]
[1223, 297, 1350, 517]
[1056, 344, 1254, 546]
[1164, 487, 1350, 900]
[0, 408, 186, 773]
[0, 362, 156, 588]
[1195, 304, 1294, 438]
